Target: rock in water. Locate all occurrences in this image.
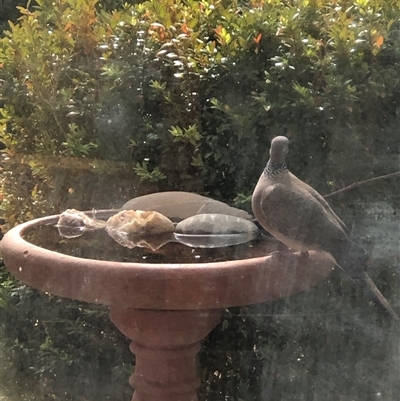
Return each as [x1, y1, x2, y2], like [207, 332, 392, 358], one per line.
[56, 209, 107, 238]
[106, 230, 173, 251]
[175, 214, 259, 235]
[121, 191, 252, 222]
[106, 210, 174, 235]
[174, 214, 259, 248]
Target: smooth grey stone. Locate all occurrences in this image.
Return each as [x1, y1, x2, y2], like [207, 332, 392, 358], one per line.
[121, 191, 253, 222]
[175, 213, 259, 235]
[174, 232, 257, 248]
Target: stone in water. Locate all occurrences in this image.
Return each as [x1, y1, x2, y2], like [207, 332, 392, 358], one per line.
[175, 213, 259, 235]
[121, 191, 252, 222]
[56, 209, 106, 238]
[106, 210, 174, 235]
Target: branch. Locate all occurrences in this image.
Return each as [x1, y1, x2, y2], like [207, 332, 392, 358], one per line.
[324, 171, 400, 198]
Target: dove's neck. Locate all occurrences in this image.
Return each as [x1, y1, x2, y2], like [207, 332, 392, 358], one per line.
[263, 160, 288, 179]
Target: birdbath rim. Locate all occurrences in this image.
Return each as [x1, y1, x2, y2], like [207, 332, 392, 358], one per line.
[1, 211, 335, 310]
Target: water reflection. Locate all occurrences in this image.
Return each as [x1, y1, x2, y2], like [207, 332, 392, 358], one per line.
[24, 224, 280, 264]
[52, 208, 261, 255]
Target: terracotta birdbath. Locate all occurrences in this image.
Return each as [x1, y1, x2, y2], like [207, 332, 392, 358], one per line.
[1, 208, 334, 401]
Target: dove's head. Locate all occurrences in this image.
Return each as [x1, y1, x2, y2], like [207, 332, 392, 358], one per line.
[269, 136, 289, 163]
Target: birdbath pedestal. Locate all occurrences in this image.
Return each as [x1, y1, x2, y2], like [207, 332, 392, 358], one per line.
[110, 308, 221, 401]
[1, 212, 334, 401]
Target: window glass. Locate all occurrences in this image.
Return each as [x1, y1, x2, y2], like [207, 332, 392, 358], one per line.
[1, 1, 399, 400]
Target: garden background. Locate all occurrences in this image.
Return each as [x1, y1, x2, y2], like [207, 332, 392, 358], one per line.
[1, 0, 399, 400]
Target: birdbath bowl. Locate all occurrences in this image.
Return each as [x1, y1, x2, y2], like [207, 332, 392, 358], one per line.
[1, 209, 335, 401]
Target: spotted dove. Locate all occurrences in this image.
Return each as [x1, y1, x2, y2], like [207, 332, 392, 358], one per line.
[252, 136, 399, 320]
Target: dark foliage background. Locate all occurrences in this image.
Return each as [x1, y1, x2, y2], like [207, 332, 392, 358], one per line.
[0, 0, 399, 400]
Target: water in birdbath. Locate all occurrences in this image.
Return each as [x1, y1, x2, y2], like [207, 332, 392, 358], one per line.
[22, 212, 282, 264]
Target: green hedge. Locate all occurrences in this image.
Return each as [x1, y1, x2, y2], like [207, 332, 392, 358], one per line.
[1, 0, 400, 400]
[1, 0, 399, 224]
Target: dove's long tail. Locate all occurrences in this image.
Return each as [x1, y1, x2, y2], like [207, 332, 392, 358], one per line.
[332, 241, 399, 320]
[342, 257, 399, 321]
[352, 269, 399, 321]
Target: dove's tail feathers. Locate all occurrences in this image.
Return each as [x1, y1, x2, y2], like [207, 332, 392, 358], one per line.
[337, 252, 399, 321]
[352, 270, 399, 321]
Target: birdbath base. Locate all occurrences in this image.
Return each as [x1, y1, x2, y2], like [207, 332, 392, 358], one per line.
[109, 307, 222, 401]
[1, 211, 335, 401]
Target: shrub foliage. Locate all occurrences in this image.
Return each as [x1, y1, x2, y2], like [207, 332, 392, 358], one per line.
[1, 0, 399, 224]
